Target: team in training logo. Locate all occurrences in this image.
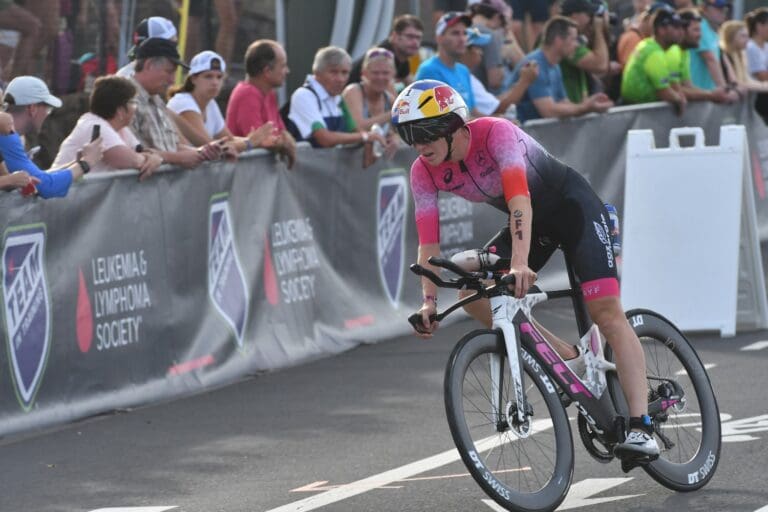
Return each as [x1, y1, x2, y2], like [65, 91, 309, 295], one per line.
[377, 171, 408, 308]
[208, 195, 249, 347]
[2, 225, 51, 410]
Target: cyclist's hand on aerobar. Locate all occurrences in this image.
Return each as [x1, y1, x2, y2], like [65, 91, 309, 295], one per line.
[414, 302, 439, 339]
[507, 264, 537, 299]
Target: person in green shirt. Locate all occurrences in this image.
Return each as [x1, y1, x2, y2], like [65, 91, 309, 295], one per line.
[559, 0, 614, 103]
[621, 9, 687, 113]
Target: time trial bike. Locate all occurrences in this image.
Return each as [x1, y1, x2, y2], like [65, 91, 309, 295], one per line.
[407, 251, 721, 512]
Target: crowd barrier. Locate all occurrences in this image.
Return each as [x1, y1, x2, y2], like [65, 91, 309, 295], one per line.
[0, 99, 766, 438]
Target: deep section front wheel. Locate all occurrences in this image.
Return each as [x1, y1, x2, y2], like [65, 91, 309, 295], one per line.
[608, 309, 722, 491]
[444, 329, 574, 512]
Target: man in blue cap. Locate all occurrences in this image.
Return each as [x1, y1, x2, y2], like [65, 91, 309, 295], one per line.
[690, 0, 731, 90]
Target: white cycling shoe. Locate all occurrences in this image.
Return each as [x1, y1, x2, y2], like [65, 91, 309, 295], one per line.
[614, 431, 660, 460]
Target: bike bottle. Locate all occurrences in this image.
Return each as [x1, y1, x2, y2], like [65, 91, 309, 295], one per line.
[604, 203, 621, 257]
[450, 249, 502, 271]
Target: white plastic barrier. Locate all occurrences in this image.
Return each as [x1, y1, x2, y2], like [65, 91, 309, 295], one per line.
[621, 125, 768, 336]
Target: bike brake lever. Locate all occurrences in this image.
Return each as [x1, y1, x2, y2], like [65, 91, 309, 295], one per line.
[408, 312, 439, 334]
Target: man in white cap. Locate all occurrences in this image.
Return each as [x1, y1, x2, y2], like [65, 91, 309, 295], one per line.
[117, 16, 178, 78]
[0, 76, 102, 198]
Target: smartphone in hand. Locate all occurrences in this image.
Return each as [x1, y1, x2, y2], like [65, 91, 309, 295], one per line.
[91, 124, 100, 142]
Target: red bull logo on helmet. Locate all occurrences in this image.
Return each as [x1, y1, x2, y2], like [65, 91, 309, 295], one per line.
[418, 85, 457, 117]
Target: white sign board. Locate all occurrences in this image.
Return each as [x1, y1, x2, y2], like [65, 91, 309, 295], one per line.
[621, 125, 768, 336]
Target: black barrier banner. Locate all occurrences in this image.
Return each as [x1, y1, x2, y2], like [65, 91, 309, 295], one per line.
[0, 101, 766, 438]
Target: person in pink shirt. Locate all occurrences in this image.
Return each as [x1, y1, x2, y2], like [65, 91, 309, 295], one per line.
[393, 80, 660, 461]
[226, 39, 296, 168]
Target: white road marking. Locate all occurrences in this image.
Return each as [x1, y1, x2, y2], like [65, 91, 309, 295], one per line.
[722, 414, 768, 443]
[557, 478, 642, 510]
[267, 419, 553, 512]
[290, 468, 532, 492]
[89, 508, 178, 512]
[754, 505, 768, 512]
[741, 341, 768, 351]
[482, 478, 641, 511]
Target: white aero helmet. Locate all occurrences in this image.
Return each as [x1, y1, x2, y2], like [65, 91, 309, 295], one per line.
[391, 80, 469, 146]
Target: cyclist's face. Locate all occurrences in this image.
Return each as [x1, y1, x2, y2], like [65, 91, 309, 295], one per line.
[414, 137, 448, 165]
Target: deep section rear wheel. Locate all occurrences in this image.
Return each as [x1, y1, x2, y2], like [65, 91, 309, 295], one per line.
[444, 329, 573, 512]
[607, 309, 721, 491]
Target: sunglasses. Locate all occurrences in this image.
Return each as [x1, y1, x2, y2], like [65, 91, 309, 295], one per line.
[398, 125, 442, 146]
[366, 48, 394, 60]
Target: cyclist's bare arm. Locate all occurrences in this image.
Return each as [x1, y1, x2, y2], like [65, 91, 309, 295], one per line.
[417, 243, 442, 336]
[507, 195, 535, 298]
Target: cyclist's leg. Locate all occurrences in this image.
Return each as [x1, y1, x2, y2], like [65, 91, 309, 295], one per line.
[559, 182, 658, 457]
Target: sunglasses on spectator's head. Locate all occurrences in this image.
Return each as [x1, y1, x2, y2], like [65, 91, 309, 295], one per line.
[366, 48, 394, 60]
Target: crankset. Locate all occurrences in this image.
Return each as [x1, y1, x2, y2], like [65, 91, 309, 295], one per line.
[577, 414, 614, 463]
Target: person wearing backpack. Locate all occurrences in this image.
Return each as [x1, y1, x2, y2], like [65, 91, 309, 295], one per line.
[226, 39, 296, 168]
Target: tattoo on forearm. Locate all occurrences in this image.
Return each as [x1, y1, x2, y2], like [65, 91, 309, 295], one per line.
[513, 210, 523, 241]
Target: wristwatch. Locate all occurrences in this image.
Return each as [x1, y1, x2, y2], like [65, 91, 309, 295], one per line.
[78, 159, 91, 174]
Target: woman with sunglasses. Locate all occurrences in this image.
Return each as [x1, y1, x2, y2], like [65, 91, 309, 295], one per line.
[342, 47, 401, 163]
[51, 75, 162, 180]
[395, 79, 660, 462]
[168, 50, 277, 157]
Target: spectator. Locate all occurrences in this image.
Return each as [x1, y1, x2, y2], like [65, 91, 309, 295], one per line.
[689, 0, 730, 90]
[459, 27, 540, 116]
[671, 9, 735, 102]
[129, 38, 219, 168]
[745, 8, 768, 81]
[226, 39, 296, 168]
[0, 2, 41, 80]
[621, 10, 687, 112]
[559, 0, 615, 104]
[117, 17, 178, 78]
[348, 14, 424, 92]
[468, 1, 507, 91]
[0, 76, 101, 198]
[168, 51, 276, 157]
[511, 16, 613, 124]
[433, 0, 470, 31]
[415, 12, 479, 115]
[287, 46, 385, 149]
[343, 48, 396, 131]
[719, 21, 768, 100]
[617, 2, 659, 68]
[51, 76, 163, 179]
[343, 47, 400, 166]
[509, 0, 550, 52]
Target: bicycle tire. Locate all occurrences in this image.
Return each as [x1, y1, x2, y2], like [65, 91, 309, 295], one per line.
[444, 329, 574, 512]
[606, 309, 721, 491]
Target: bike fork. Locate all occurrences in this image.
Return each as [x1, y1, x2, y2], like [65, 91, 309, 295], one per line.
[490, 296, 529, 436]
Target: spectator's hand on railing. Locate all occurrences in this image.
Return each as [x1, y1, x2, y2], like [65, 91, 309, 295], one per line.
[0, 112, 15, 135]
[275, 130, 297, 169]
[6, 171, 39, 190]
[674, 93, 688, 117]
[248, 122, 280, 149]
[179, 147, 206, 168]
[586, 93, 614, 114]
[138, 150, 163, 182]
[198, 141, 223, 161]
